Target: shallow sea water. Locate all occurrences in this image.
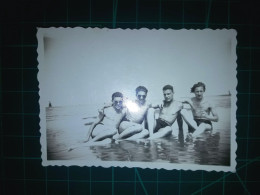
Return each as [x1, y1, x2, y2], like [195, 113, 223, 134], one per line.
[46, 96, 231, 166]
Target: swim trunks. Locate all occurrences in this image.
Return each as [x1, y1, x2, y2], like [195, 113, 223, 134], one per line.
[188, 119, 212, 132]
[154, 118, 171, 133]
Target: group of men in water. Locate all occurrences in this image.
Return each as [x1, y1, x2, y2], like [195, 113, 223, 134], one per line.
[85, 82, 219, 145]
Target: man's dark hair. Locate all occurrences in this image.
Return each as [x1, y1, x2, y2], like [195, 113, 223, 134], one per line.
[112, 92, 123, 101]
[136, 86, 148, 95]
[162, 85, 174, 92]
[190, 82, 206, 93]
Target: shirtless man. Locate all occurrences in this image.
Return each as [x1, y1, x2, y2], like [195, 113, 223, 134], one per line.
[115, 86, 151, 140]
[181, 82, 219, 139]
[85, 92, 126, 144]
[148, 85, 183, 139]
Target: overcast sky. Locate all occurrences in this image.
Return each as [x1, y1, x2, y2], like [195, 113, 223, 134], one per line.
[37, 28, 237, 107]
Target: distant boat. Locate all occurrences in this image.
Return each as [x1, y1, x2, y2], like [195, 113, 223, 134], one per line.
[49, 101, 52, 107]
[219, 91, 231, 96]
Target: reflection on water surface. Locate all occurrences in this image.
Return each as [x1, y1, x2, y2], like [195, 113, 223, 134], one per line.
[46, 96, 231, 166]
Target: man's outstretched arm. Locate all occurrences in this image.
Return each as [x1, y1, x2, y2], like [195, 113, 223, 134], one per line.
[85, 112, 104, 142]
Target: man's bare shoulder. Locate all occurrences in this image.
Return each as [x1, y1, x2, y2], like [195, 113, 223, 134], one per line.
[122, 107, 127, 114]
[172, 100, 183, 111]
[103, 106, 117, 114]
[144, 101, 155, 108]
[102, 106, 113, 115]
[175, 100, 183, 106]
[149, 102, 161, 109]
[204, 98, 215, 108]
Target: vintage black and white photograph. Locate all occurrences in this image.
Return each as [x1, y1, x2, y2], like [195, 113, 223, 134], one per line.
[37, 28, 237, 171]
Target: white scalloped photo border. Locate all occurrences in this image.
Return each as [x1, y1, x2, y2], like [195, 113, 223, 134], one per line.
[37, 28, 237, 172]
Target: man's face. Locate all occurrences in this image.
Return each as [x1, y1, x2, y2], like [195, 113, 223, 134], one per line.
[194, 86, 205, 100]
[113, 97, 123, 110]
[136, 91, 147, 104]
[163, 89, 173, 102]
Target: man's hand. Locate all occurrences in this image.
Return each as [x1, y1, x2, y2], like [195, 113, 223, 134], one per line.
[84, 134, 91, 143]
[103, 102, 113, 108]
[182, 99, 194, 110]
[98, 108, 104, 115]
[182, 100, 191, 105]
[98, 102, 113, 115]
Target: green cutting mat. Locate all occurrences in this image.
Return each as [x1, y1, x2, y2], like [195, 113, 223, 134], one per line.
[1, 0, 259, 194]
